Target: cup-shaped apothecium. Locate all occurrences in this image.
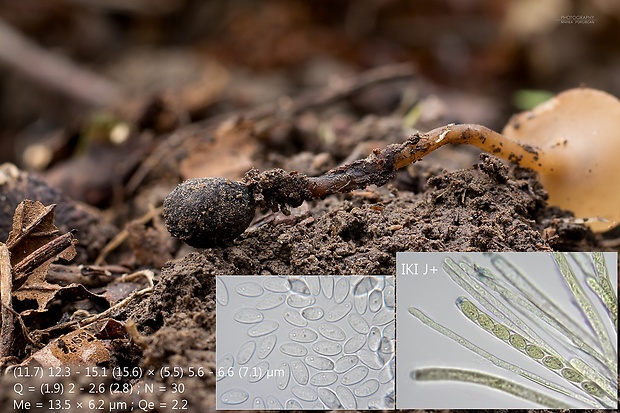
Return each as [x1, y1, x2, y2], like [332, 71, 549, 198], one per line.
[163, 88, 620, 247]
[502, 88, 620, 231]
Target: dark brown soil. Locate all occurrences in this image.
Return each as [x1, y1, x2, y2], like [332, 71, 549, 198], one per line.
[1, 151, 601, 412]
[113, 154, 595, 411]
[188, 154, 591, 276]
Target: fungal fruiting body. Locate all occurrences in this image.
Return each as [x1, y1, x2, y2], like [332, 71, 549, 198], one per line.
[163, 88, 619, 247]
[502, 88, 620, 230]
[163, 124, 544, 247]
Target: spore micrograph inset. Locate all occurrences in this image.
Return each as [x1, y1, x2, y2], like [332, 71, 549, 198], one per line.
[216, 275, 395, 410]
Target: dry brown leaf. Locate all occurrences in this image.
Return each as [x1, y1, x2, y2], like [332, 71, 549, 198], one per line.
[6, 200, 78, 310]
[32, 329, 110, 367]
[180, 119, 257, 180]
[6, 200, 58, 264]
[0, 163, 119, 263]
[29, 319, 126, 367]
[18, 283, 110, 322]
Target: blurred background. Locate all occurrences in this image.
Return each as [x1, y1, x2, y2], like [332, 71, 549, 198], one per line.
[0, 0, 619, 207]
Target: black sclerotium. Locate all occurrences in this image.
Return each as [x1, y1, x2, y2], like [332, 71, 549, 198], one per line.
[163, 177, 255, 248]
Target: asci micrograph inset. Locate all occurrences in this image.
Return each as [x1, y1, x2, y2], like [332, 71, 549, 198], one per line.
[396, 252, 617, 409]
[216, 275, 395, 410]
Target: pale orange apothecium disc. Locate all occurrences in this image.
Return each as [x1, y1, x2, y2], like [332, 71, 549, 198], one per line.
[502, 88, 620, 231]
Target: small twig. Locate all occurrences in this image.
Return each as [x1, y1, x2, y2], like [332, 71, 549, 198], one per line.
[40, 270, 154, 335]
[124, 320, 148, 351]
[12, 230, 77, 283]
[243, 62, 416, 120]
[0, 19, 124, 107]
[124, 123, 205, 195]
[46, 264, 127, 287]
[1, 303, 37, 347]
[66, 0, 180, 15]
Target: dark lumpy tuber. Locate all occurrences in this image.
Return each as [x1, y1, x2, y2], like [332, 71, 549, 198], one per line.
[162, 177, 255, 248]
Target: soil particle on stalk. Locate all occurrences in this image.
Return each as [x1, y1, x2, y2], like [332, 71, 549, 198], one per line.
[243, 167, 313, 214]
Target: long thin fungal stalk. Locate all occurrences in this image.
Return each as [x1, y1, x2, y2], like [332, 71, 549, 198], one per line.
[164, 123, 543, 247]
[412, 367, 573, 409]
[306, 124, 541, 198]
